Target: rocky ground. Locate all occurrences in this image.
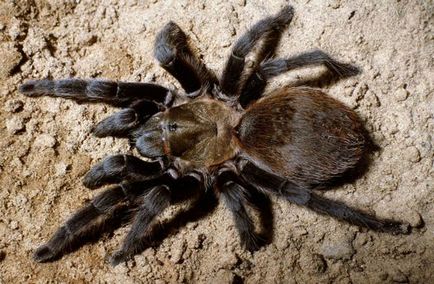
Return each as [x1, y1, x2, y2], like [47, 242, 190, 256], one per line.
[0, 0, 433, 283]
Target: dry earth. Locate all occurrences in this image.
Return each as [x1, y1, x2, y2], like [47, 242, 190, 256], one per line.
[0, 0, 433, 283]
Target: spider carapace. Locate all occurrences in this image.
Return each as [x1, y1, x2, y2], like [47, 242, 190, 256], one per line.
[136, 96, 241, 169]
[20, 5, 409, 266]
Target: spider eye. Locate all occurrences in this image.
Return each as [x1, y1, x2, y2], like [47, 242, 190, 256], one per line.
[168, 123, 178, 132]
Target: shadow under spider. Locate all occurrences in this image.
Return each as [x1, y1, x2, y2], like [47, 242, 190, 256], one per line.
[45, 182, 275, 263]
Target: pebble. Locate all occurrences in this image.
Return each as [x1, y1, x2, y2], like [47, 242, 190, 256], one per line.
[363, 90, 380, 107]
[9, 220, 18, 230]
[395, 87, 409, 101]
[55, 162, 70, 176]
[320, 236, 355, 260]
[407, 210, 423, 228]
[329, 0, 341, 9]
[22, 27, 47, 56]
[220, 252, 238, 269]
[34, 134, 57, 149]
[170, 239, 186, 264]
[14, 194, 28, 207]
[8, 17, 22, 40]
[214, 269, 236, 284]
[0, 43, 22, 79]
[6, 117, 25, 134]
[238, 0, 246, 6]
[353, 233, 370, 248]
[405, 146, 421, 163]
[10, 157, 23, 169]
[298, 253, 327, 273]
[4, 99, 24, 113]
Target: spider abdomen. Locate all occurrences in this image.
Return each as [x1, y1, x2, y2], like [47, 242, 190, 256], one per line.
[236, 87, 366, 187]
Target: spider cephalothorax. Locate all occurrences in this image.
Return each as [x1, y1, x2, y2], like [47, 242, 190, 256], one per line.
[20, 6, 409, 266]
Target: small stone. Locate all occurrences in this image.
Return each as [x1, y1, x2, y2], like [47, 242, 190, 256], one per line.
[170, 239, 186, 264]
[10, 220, 18, 230]
[407, 210, 423, 228]
[22, 27, 47, 56]
[6, 117, 24, 134]
[353, 233, 369, 248]
[363, 90, 380, 107]
[405, 146, 421, 163]
[14, 194, 28, 207]
[34, 134, 56, 149]
[320, 236, 355, 260]
[395, 87, 409, 101]
[214, 270, 236, 284]
[220, 252, 238, 269]
[144, 73, 156, 82]
[4, 99, 24, 113]
[329, 0, 341, 9]
[0, 43, 23, 79]
[55, 162, 70, 176]
[8, 17, 22, 40]
[299, 253, 327, 273]
[76, 33, 98, 46]
[10, 157, 23, 168]
[0, 251, 5, 262]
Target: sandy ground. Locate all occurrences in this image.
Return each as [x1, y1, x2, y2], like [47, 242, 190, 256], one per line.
[0, 0, 433, 283]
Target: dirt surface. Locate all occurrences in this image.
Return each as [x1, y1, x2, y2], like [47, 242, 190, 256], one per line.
[1, 0, 433, 283]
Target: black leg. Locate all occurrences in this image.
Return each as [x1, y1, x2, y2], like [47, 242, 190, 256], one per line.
[241, 184, 274, 245]
[239, 50, 360, 107]
[216, 170, 264, 252]
[33, 182, 152, 262]
[19, 79, 172, 107]
[239, 162, 410, 234]
[109, 184, 172, 266]
[83, 154, 162, 189]
[109, 174, 213, 262]
[220, 6, 294, 96]
[154, 22, 218, 93]
[92, 100, 160, 138]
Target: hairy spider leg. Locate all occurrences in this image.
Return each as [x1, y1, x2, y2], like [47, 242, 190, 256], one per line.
[92, 100, 160, 138]
[216, 170, 266, 252]
[109, 174, 204, 265]
[33, 181, 157, 263]
[19, 79, 172, 107]
[109, 184, 171, 265]
[83, 154, 163, 189]
[239, 50, 361, 107]
[220, 6, 294, 96]
[154, 21, 218, 93]
[240, 162, 410, 235]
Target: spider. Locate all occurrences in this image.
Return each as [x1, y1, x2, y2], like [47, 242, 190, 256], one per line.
[20, 6, 409, 266]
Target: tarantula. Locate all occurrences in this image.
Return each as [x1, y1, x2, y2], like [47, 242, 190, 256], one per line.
[20, 6, 409, 266]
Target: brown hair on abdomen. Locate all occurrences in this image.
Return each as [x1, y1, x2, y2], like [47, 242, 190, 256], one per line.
[236, 87, 366, 187]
